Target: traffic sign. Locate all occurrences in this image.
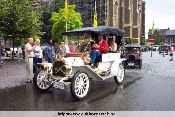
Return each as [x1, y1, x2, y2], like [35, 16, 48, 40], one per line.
[149, 35, 155, 45]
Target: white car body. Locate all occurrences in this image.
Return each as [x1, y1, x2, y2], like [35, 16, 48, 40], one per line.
[40, 52, 125, 82]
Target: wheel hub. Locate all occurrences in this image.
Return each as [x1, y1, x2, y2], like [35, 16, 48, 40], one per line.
[78, 81, 84, 89]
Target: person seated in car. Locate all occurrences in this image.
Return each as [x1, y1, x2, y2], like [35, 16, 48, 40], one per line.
[90, 34, 108, 67]
[108, 37, 117, 52]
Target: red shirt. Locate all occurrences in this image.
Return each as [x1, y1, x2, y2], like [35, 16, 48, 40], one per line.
[69, 46, 75, 53]
[92, 40, 108, 53]
[170, 46, 174, 54]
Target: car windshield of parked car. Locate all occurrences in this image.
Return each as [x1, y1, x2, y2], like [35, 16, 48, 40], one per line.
[126, 48, 139, 54]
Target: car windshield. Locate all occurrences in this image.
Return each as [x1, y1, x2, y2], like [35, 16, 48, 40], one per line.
[64, 34, 92, 53]
[126, 48, 140, 54]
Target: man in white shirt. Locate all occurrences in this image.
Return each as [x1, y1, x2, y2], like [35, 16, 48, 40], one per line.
[25, 38, 35, 83]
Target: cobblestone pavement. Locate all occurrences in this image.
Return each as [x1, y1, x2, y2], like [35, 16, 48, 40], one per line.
[0, 59, 27, 89]
[127, 51, 175, 77]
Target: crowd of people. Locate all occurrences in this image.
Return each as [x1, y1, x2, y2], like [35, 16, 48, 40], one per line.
[24, 38, 76, 83]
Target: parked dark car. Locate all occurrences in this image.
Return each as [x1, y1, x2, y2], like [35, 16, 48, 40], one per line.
[141, 45, 149, 52]
[5, 48, 12, 57]
[159, 45, 170, 55]
[124, 44, 142, 69]
[152, 45, 159, 51]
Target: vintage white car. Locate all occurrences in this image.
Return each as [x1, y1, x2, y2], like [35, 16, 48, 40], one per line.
[33, 26, 126, 100]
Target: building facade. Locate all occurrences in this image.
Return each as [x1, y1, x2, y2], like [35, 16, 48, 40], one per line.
[32, 0, 54, 11]
[164, 30, 175, 45]
[148, 28, 175, 46]
[69, 0, 106, 27]
[69, 0, 146, 44]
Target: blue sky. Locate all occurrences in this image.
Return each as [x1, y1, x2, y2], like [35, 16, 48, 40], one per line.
[145, 0, 175, 34]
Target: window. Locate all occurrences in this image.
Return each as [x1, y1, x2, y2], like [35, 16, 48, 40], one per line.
[165, 38, 168, 42]
[170, 38, 173, 42]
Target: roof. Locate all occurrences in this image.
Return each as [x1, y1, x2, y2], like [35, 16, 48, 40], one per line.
[165, 30, 175, 35]
[148, 29, 169, 35]
[125, 44, 141, 48]
[62, 26, 125, 36]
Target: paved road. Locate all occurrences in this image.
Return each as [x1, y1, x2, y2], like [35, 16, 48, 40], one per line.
[0, 59, 27, 89]
[0, 51, 175, 111]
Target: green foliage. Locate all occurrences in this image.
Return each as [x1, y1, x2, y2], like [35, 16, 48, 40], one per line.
[140, 37, 147, 45]
[152, 31, 165, 45]
[0, 0, 41, 41]
[51, 5, 83, 43]
[125, 37, 133, 44]
[39, 0, 64, 43]
[40, 7, 52, 43]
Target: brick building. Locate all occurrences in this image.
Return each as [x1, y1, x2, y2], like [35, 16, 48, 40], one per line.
[69, 0, 106, 27]
[148, 28, 175, 46]
[32, 0, 54, 11]
[164, 30, 175, 45]
[69, 0, 146, 44]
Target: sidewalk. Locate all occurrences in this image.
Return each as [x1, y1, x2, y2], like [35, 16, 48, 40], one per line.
[0, 59, 28, 89]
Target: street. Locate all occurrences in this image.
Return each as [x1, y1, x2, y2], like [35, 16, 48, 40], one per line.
[0, 51, 175, 111]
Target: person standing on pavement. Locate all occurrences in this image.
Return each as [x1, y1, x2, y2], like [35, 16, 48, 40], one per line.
[169, 45, 174, 61]
[25, 38, 35, 83]
[45, 39, 56, 63]
[33, 39, 43, 73]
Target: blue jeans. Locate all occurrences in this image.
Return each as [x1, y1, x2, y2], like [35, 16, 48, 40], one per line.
[90, 50, 102, 64]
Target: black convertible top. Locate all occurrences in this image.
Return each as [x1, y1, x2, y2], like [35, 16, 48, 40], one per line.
[125, 44, 141, 48]
[62, 26, 125, 36]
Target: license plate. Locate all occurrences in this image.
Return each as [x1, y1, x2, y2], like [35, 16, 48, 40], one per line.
[53, 82, 65, 89]
[128, 63, 135, 66]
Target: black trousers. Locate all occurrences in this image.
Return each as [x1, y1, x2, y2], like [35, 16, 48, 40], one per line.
[33, 57, 42, 73]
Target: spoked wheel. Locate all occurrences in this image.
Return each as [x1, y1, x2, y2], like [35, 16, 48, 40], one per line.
[114, 63, 125, 84]
[71, 72, 90, 100]
[33, 70, 52, 92]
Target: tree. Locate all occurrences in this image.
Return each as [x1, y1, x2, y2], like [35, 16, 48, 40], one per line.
[0, 0, 41, 58]
[53, 0, 64, 12]
[153, 30, 165, 45]
[140, 37, 147, 45]
[39, 0, 64, 43]
[51, 5, 83, 43]
[40, 7, 53, 43]
[125, 37, 133, 44]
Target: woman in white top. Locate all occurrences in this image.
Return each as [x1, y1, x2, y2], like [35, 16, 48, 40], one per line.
[33, 39, 43, 73]
[108, 37, 117, 52]
[64, 39, 70, 53]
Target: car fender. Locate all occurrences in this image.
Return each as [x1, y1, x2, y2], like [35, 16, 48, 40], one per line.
[110, 58, 126, 76]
